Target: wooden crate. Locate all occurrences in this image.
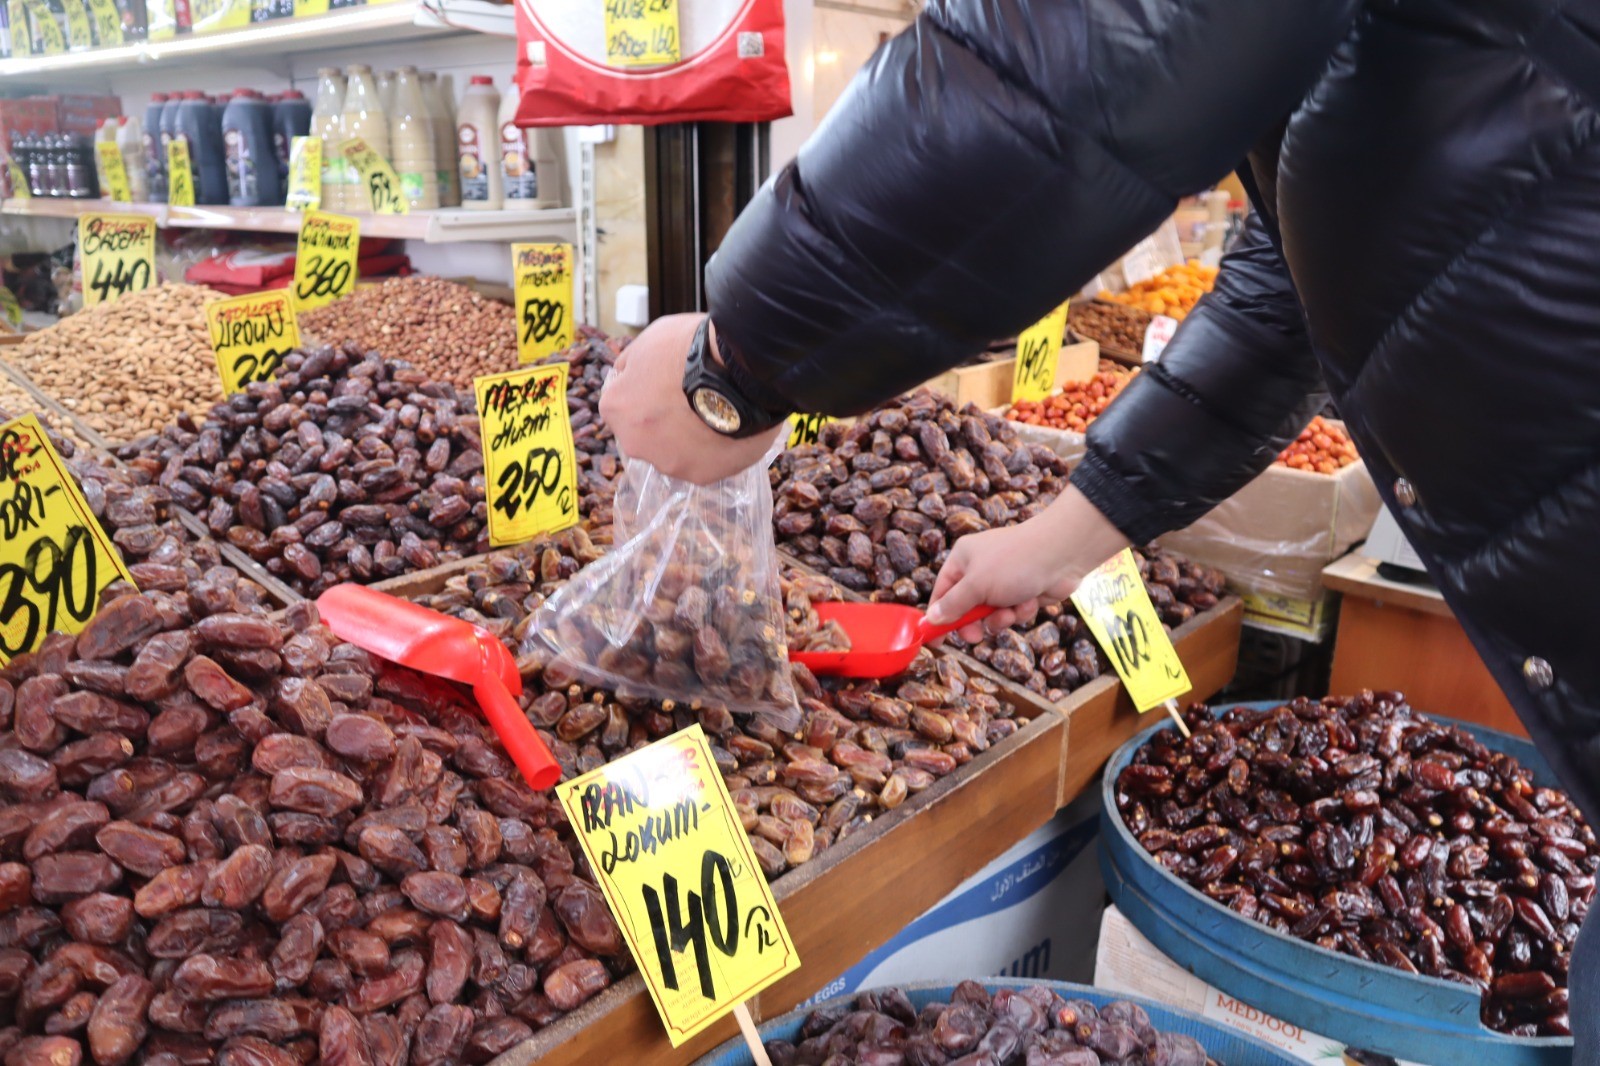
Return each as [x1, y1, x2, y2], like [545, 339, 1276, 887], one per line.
[492, 678, 1066, 1066]
[924, 341, 1099, 408]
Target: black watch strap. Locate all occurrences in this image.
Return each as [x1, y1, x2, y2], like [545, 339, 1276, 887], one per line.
[683, 318, 789, 438]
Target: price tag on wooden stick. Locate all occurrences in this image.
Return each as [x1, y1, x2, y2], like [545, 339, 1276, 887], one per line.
[291, 210, 359, 314]
[340, 137, 407, 215]
[94, 142, 131, 203]
[511, 242, 573, 364]
[1071, 548, 1193, 733]
[285, 136, 321, 212]
[78, 213, 156, 308]
[557, 725, 800, 1048]
[0, 414, 136, 664]
[205, 291, 299, 396]
[474, 363, 579, 547]
[604, 0, 680, 67]
[166, 140, 195, 207]
[1010, 300, 1070, 404]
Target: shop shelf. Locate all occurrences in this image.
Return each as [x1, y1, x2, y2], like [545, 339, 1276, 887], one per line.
[1099, 704, 1571, 1066]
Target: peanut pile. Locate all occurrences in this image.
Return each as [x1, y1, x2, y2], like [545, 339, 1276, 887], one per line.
[11, 285, 227, 444]
[299, 278, 518, 393]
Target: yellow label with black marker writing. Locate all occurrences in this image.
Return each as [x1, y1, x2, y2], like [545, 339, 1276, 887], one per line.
[0, 287, 23, 330]
[27, 0, 67, 54]
[340, 137, 407, 215]
[206, 291, 300, 396]
[1071, 548, 1192, 712]
[512, 242, 573, 364]
[787, 413, 832, 449]
[7, 161, 31, 200]
[166, 140, 195, 207]
[94, 143, 131, 203]
[285, 136, 321, 212]
[78, 214, 156, 308]
[85, 0, 121, 44]
[1011, 300, 1070, 404]
[61, 0, 91, 48]
[556, 725, 801, 1047]
[604, 0, 680, 67]
[474, 363, 579, 547]
[291, 210, 359, 314]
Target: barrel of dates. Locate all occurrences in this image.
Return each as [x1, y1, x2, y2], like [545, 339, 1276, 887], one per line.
[1100, 699, 1578, 1066]
[695, 979, 1304, 1065]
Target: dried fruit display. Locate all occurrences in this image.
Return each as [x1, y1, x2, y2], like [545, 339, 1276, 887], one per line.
[1005, 363, 1139, 434]
[10, 284, 228, 443]
[117, 346, 492, 597]
[298, 277, 518, 392]
[1100, 262, 1218, 321]
[1115, 694, 1598, 1037]
[533, 329, 623, 531]
[1069, 300, 1152, 357]
[783, 570, 852, 654]
[1276, 416, 1361, 474]
[768, 981, 1215, 1065]
[0, 580, 638, 1064]
[772, 391, 1071, 602]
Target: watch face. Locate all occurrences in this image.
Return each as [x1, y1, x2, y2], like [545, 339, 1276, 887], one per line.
[691, 387, 743, 434]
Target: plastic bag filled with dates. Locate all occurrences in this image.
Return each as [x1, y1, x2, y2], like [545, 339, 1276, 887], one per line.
[526, 441, 802, 733]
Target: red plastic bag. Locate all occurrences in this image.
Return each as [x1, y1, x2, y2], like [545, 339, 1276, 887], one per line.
[514, 0, 792, 126]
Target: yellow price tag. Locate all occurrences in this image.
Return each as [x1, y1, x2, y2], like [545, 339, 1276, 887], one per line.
[146, 0, 174, 38]
[512, 242, 573, 364]
[604, 0, 680, 67]
[94, 143, 131, 203]
[284, 136, 321, 212]
[291, 210, 359, 314]
[28, 0, 66, 54]
[0, 287, 23, 330]
[474, 363, 579, 547]
[62, 0, 91, 48]
[292, 0, 327, 15]
[340, 137, 408, 215]
[7, 161, 31, 201]
[86, 0, 121, 44]
[787, 413, 832, 449]
[557, 725, 801, 1046]
[188, 0, 248, 32]
[205, 291, 299, 396]
[10, 0, 32, 54]
[0, 415, 137, 665]
[1011, 300, 1070, 404]
[78, 214, 156, 308]
[1071, 548, 1192, 712]
[166, 140, 195, 207]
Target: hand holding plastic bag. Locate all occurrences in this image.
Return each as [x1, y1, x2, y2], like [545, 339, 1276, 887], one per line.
[526, 439, 801, 732]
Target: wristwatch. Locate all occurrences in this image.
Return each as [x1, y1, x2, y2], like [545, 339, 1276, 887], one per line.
[682, 317, 788, 438]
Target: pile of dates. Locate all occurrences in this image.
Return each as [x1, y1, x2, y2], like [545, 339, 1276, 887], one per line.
[0, 578, 635, 1066]
[946, 547, 1225, 701]
[1116, 694, 1599, 1037]
[771, 391, 1070, 602]
[534, 329, 622, 531]
[118, 346, 492, 597]
[768, 981, 1213, 1066]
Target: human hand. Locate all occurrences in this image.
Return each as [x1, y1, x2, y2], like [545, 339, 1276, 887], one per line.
[600, 313, 785, 485]
[926, 485, 1130, 643]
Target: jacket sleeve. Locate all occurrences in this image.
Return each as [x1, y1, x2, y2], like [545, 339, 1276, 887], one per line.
[1070, 212, 1329, 543]
[704, 0, 1358, 416]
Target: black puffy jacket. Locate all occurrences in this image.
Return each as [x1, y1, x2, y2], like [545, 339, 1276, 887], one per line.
[708, 0, 1600, 1050]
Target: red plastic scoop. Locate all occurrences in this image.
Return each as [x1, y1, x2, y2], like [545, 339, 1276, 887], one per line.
[789, 601, 993, 679]
[316, 584, 561, 790]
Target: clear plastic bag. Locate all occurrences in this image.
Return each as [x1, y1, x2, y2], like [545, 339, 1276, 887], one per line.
[525, 441, 801, 732]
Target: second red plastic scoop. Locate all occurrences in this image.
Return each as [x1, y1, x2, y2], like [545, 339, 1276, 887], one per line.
[789, 601, 993, 679]
[316, 584, 561, 790]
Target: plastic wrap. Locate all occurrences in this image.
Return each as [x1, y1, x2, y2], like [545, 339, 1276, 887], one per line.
[526, 441, 801, 732]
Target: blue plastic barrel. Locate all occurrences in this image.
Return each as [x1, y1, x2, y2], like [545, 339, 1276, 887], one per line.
[695, 978, 1308, 1065]
[1099, 702, 1571, 1066]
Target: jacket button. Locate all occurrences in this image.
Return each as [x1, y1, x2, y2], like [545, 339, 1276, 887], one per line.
[1394, 478, 1418, 508]
[1523, 657, 1554, 691]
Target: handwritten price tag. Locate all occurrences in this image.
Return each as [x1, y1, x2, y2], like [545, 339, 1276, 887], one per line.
[166, 140, 195, 207]
[291, 211, 359, 314]
[94, 143, 131, 203]
[787, 413, 831, 450]
[474, 363, 579, 547]
[62, 0, 92, 48]
[86, 0, 121, 44]
[27, 0, 66, 54]
[1142, 314, 1178, 363]
[0, 287, 23, 330]
[1010, 300, 1070, 404]
[604, 0, 680, 67]
[7, 161, 30, 200]
[285, 136, 321, 212]
[557, 725, 800, 1046]
[1071, 548, 1191, 712]
[512, 242, 573, 364]
[0, 415, 136, 665]
[78, 214, 156, 308]
[205, 291, 299, 396]
[340, 138, 407, 215]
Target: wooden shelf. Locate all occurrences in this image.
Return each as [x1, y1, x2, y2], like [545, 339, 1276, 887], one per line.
[0, 197, 575, 244]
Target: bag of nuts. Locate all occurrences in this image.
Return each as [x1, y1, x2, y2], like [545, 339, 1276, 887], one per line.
[526, 441, 803, 733]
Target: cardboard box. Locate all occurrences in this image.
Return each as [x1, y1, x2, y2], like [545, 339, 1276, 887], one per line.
[798, 793, 1107, 1008]
[1237, 587, 1337, 643]
[926, 341, 1099, 409]
[1095, 906, 1426, 1066]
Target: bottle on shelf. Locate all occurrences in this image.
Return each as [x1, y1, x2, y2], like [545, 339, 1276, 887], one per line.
[175, 91, 228, 204]
[419, 72, 459, 207]
[64, 134, 97, 199]
[457, 75, 501, 210]
[118, 116, 149, 201]
[272, 88, 311, 195]
[342, 63, 389, 212]
[376, 70, 396, 117]
[144, 92, 169, 202]
[311, 67, 348, 213]
[44, 134, 66, 198]
[222, 88, 282, 207]
[498, 85, 562, 210]
[21, 136, 45, 197]
[390, 66, 438, 211]
[159, 90, 190, 202]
